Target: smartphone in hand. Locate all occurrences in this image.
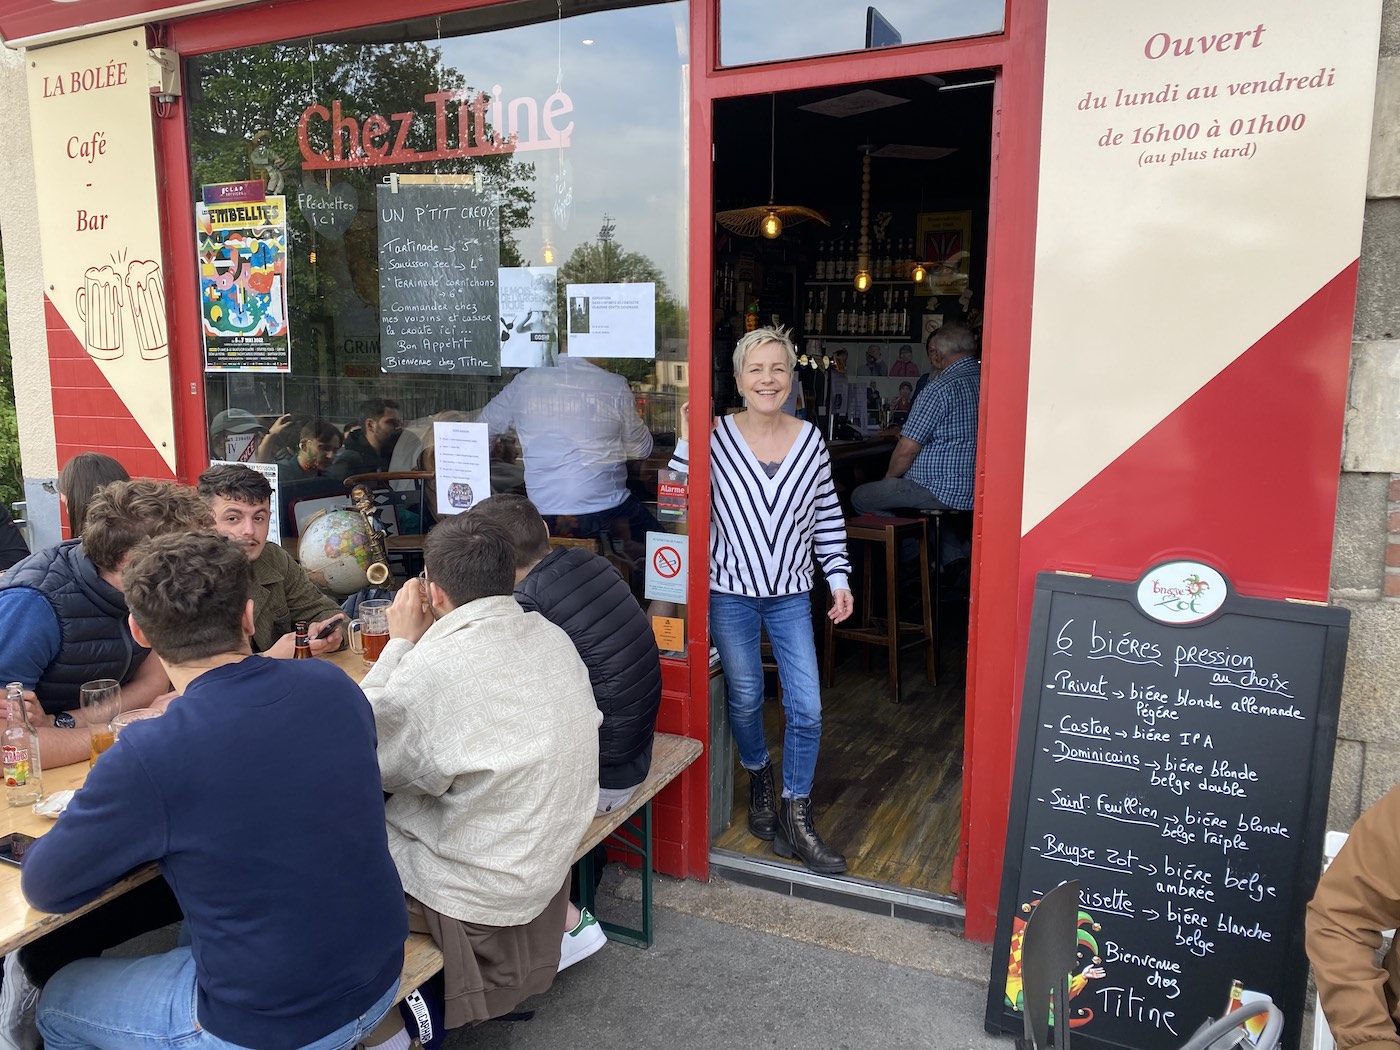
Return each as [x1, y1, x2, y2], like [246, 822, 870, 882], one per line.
[313, 616, 346, 641]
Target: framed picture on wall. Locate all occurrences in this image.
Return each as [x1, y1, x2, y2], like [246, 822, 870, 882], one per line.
[914, 211, 972, 298]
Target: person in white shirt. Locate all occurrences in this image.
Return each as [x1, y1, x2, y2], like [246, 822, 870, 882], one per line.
[358, 513, 600, 1040]
[478, 350, 659, 556]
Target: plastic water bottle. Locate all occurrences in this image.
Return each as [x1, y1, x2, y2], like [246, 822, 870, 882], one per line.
[4, 682, 42, 806]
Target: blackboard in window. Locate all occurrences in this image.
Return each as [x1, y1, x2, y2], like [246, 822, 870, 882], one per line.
[376, 179, 500, 375]
[985, 565, 1349, 1050]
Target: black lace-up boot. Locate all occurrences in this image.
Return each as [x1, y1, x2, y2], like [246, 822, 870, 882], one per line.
[774, 796, 847, 874]
[747, 762, 777, 840]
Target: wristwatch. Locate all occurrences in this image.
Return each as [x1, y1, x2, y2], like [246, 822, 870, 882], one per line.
[53, 712, 76, 729]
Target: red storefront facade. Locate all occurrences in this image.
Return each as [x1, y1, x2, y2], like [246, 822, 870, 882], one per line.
[3, 0, 1380, 944]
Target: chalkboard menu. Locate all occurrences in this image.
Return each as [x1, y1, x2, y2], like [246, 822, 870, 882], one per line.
[985, 566, 1349, 1050]
[376, 181, 500, 375]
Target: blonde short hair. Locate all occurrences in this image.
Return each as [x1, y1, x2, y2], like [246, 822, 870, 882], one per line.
[732, 326, 797, 375]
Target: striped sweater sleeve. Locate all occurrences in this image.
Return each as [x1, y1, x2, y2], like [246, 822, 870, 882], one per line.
[811, 439, 851, 593]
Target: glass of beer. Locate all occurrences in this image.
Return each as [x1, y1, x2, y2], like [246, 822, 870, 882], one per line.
[348, 599, 392, 667]
[79, 679, 122, 766]
[110, 707, 161, 742]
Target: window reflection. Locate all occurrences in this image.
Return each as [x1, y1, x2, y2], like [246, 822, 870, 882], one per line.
[719, 0, 1003, 67]
[187, 0, 689, 609]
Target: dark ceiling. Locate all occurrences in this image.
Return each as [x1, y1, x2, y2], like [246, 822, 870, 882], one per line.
[714, 72, 995, 238]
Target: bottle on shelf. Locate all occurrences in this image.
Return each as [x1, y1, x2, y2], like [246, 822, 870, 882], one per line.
[815, 290, 827, 334]
[815, 242, 827, 282]
[4, 682, 41, 807]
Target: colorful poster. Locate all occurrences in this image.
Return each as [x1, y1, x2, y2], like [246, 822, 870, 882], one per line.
[196, 196, 291, 372]
[498, 266, 559, 368]
[564, 283, 656, 359]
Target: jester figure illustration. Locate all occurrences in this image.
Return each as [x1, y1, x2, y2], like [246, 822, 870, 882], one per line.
[1004, 895, 1107, 1028]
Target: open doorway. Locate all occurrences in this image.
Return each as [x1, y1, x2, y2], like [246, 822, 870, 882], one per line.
[706, 72, 995, 916]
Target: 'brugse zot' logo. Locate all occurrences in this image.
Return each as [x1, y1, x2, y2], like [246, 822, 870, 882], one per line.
[1136, 561, 1228, 624]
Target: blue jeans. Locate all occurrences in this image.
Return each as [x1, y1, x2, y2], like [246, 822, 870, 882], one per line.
[36, 947, 397, 1050]
[710, 591, 823, 799]
[851, 476, 954, 515]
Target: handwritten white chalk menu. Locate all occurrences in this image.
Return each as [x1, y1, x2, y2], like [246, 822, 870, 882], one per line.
[376, 180, 500, 375]
[984, 565, 1348, 1050]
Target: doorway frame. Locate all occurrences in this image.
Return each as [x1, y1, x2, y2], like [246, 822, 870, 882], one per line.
[686, 1, 1048, 940]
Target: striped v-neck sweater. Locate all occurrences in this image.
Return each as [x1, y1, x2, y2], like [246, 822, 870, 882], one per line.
[671, 415, 851, 598]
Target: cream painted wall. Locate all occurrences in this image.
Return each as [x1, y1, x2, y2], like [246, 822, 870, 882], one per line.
[0, 42, 61, 546]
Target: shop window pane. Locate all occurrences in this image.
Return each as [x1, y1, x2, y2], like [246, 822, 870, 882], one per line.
[186, 0, 690, 627]
[719, 0, 1003, 66]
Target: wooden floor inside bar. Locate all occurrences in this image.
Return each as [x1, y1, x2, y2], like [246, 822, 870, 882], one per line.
[711, 611, 968, 897]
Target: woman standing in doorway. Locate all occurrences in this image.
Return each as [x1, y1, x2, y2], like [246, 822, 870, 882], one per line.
[675, 327, 854, 874]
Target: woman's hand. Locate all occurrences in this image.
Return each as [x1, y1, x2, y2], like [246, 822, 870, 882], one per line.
[828, 588, 854, 624]
[678, 401, 690, 443]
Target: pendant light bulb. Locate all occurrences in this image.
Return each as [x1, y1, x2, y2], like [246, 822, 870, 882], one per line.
[760, 209, 783, 239]
[854, 269, 872, 293]
[911, 262, 927, 284]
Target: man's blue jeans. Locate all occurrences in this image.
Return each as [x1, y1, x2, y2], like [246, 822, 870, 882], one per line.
[36, 947, 397, 1050]
[710, 591, 823, 799]
[851, 477, 953, 516]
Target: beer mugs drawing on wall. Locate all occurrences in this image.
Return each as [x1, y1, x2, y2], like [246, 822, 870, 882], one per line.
[124, 259, 168, 360]
[75, 265, 124, 360]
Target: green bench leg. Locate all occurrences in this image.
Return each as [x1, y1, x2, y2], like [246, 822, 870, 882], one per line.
[571, 801, 653, 949]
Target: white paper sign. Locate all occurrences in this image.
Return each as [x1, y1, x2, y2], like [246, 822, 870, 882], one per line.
[211, 459, 281, 545]
[644, 531, 688, 602]
[564, 282, 656, 359]
[432, 421, 492, 516]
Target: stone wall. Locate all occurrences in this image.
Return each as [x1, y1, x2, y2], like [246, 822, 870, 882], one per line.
[1328, 2, 1400, 828]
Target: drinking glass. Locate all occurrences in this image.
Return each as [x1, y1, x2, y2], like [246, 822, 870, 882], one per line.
[79, 679, 121, 767]
[110, 708, 161, 742]
[348, 599, 392, 667]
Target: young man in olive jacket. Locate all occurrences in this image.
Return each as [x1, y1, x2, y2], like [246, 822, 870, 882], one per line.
[469, 495, 662, 971]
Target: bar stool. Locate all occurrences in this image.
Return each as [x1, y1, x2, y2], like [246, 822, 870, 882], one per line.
[823, 514, 935, 702]
[893, 508, 971, 652]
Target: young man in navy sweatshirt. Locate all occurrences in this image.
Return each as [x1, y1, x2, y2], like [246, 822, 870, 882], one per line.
[19, 531, 407, 1050]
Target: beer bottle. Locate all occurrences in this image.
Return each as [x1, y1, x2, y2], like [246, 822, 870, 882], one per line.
[293, 621, 312, 659]
[4, 682, 42, 806]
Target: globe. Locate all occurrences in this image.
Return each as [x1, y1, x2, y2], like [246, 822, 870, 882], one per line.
[299, 510, 376, 595]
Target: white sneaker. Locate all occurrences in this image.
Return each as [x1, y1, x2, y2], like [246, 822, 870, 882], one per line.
[558, 908, 606, 972]
[0, 952, 40, 1050]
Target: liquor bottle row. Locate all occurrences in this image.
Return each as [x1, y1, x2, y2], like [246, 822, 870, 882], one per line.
[803, 288, 915, 338]
[813, 238, 921, 283]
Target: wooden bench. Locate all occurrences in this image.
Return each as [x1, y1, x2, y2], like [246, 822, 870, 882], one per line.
[395, 731, 704, 999]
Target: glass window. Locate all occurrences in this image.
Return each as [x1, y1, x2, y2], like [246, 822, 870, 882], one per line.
[186, 1, 689, 619]
[719, 0, 1003, 67]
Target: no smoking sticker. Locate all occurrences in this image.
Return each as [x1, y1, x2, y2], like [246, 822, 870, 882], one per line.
[644, 532, 688, 602]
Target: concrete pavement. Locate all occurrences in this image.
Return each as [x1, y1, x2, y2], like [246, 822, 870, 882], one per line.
[447, 868, 1009, 1050]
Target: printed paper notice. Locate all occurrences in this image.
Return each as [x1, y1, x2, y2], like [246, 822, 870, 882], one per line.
[644, 531, 687, 602]
[211, 460, 280, 543]
[499, 266, 559, 368]
[652, 616, 685, 653]
[564, 282, 655, 359]
[432, 421, 491, 516]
